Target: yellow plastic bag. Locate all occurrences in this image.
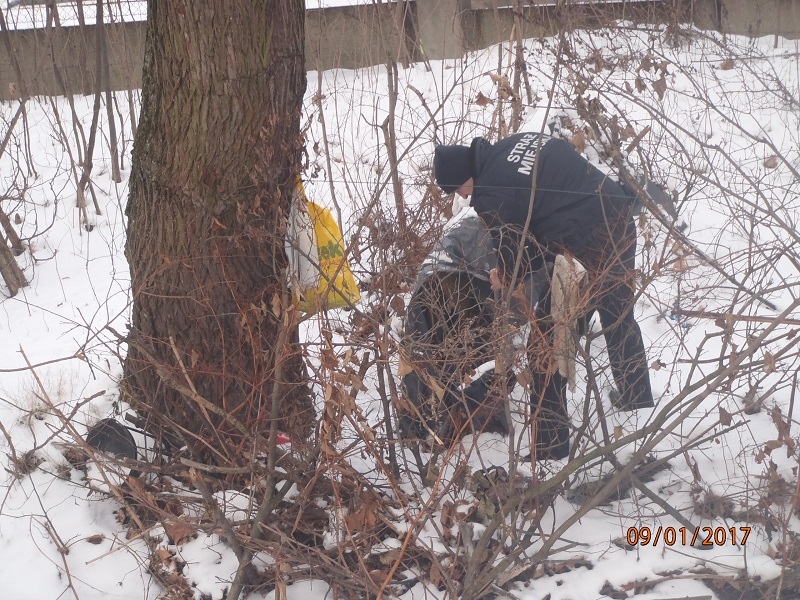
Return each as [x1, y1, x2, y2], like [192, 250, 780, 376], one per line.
[286, 180, 360, 313]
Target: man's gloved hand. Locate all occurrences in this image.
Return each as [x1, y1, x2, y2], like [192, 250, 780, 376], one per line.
[489, 267, 504, 292]
[508, 265, 551, 323]
[446, 368, 514, 436]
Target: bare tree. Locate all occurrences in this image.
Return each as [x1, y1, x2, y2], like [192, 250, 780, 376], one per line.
[123, 1, 313, 464]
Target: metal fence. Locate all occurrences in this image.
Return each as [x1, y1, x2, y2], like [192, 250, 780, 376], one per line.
[3, 0, 146, 30]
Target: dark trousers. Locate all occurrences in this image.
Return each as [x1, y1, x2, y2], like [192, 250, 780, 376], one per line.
[529, 215, 654, 460]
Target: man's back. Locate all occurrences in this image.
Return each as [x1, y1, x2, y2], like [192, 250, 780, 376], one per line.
[469, 133, 633, 270]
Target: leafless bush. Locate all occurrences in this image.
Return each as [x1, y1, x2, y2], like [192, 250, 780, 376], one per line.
[3, 3, 800, 600]
[286, 12, 800, 600]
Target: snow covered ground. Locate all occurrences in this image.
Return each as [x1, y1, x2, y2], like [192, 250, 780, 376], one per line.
[1, 19, 800, 600]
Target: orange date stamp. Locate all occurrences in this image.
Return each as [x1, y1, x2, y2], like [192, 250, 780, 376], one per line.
[626, 526, 751, 547]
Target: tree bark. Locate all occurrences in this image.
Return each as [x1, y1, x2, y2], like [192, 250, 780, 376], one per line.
[123, 1, 312, 464]
[0, 204, 24, 255]
[0, 237, 26, 296]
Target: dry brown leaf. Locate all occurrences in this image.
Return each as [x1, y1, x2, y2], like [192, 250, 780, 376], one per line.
[613, 425, 623, 441]
[719, 59, 735, 70]
[163, 519, 197, 545]
[474, 91, 494, 107]
[638, 56, 655, 72]
[156, 548, 172, 563]
[389, 294, 406, 316]
[290, 287, 302, 308]
[340, 389, 356, 414]
[674, 256, 690, 272]
[763, 351, 776, 374]
[349, 372, 368, 392]
[360, 422, 376, 443]
[85, 534, 105, 545]
[271, 293, 282, 318]
[369, 569, 392, 583]
[429, 561, 443, 589]
[571, 130, 586, 153]
[620, 124, 636, 141]
[651, 73, 667, 100]
[486, 73, 514, 100]
[719, 407, 732, 427]
[278, 562, 292, 574]
[320, 347, 338, 370]
[392, 392, 414, 413]
[378, 549, 402, 566]
[486, 72, 509, 87]
[440, 500, 454, 529]
[397, 356, 414, 377]
[625, 125, 652, 155]
[126, 476, 156, 505]
[344, 507, 378, 532]
[428, 377, 446, 400]
[651, 260, 661, 275]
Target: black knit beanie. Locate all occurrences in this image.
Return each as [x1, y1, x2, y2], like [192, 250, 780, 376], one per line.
[434, 145, 473, 194]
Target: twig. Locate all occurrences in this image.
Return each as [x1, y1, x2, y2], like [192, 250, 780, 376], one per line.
[463, 297, 800, 599]
[178, 458, 253, 475]
[125, 334, 253, 442]
[168, 336, 219, 440]
[83, 528, 154, 565]
[189, 468, 247, 560]
[227, 273, 296, 600]
[375, 353, 400, 478]
[672, 309, 800, 326]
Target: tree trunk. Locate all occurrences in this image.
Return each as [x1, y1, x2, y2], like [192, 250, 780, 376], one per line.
[0, 237, 26, 296]
[123, 1, 312, 465]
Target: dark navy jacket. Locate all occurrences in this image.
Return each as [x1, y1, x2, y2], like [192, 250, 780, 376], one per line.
[468, 133, 634, 278]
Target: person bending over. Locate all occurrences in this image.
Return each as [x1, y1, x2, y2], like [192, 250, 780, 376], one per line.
[433, 132, 654, 459]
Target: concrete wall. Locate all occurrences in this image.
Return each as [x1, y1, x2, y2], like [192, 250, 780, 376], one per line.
[1, 0, 798, 101]
[1, 21, 145, 100]
[686, 0, 800, 36]
[0, 4, 415, 100]
[444, 0, 800, 58]
[717, 0, 800, 38]
[462, 1, 675, 54]
[306, 3, 417, 71]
